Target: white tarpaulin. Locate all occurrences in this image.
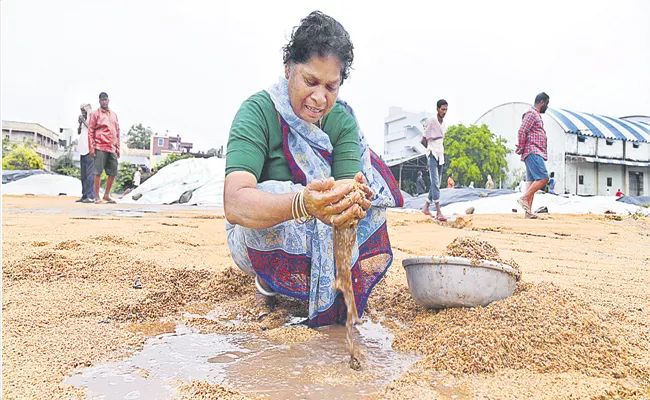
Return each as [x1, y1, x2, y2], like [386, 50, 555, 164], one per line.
[119, 157, 225, 207]
[2, 174, 82, 196]
[399, 192, 649, 216]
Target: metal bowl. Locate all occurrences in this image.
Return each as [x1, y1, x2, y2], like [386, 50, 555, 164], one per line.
[402, 256, 520, 308]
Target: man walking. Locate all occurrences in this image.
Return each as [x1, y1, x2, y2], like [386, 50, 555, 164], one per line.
[88, 92, 120, 203]
[416, 171, 426, 195]
[516, 92, 550, 219]
[76, 103, 96, 203]
[422, 99, 448, 221]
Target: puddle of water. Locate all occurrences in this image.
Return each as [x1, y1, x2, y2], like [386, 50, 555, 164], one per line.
[66, 321, 417, 399]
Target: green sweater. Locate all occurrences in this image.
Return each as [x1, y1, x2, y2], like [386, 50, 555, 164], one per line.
[226, 91, 361, 182]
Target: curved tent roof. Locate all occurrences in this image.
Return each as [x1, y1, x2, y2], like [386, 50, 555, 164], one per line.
[547, 108, 650, 143]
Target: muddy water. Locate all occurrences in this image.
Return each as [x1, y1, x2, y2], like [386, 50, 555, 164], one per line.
[66, 321, 417, 399]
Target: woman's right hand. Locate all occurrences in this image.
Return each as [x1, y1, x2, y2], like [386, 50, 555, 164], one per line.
[304, 178, 361, 227]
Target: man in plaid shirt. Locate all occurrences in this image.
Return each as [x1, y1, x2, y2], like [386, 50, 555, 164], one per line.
[515, 92, 550, 219]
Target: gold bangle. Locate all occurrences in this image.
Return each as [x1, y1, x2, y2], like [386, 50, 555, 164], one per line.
[292, 189, 313, 224]
[299, 190, 310, 220]
[292, 191, 302, 223]
[300, 190, 314, 223]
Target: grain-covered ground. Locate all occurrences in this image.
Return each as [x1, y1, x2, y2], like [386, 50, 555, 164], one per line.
[2, 195, 649, 399]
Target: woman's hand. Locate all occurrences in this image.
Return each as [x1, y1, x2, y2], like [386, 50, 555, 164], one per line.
[304, 178, 358, 227]
[354, 172, 373, 211]
[328, 173, 373, 228]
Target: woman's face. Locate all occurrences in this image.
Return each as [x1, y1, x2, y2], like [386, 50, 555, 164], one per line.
[286, 54, 341, 124]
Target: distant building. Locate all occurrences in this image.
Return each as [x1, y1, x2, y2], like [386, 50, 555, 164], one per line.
[621, 115, 650, 125]
[383, 107, 433, 190]
[58, 127, 75, 151]
[383, 106, 432, 167]
[150, 134, 193, 167]
[2, 120, 60, 170]
[476, 103, 650, 196]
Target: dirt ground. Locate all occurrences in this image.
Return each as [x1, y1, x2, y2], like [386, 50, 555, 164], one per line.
[2, 195, 649, 399]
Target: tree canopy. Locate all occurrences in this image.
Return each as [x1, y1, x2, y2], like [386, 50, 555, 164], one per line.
[2, 145, 44, 170]
[126, 123, 153, 150]
[443, 124, 510, 188]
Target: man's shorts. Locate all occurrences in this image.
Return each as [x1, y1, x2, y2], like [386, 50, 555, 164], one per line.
[94, 150, 118, 177]
[524, 154, 549, 182]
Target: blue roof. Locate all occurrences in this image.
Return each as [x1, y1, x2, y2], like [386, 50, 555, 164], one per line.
[547, 108, 650, 143]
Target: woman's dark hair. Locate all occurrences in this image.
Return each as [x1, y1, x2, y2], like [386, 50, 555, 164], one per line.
[283, 11, 354, 83]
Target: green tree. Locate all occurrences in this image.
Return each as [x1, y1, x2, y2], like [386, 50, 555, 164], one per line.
[206, 148, 218, 156]
[443, 124, 510, 188]
[52, 150, 81, 178]
[2, 145, 44, 170]
[126, 123, 153, 150]
[155, 152, 194, 171]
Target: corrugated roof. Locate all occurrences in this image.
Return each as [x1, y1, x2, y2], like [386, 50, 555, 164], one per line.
[547, 109, 650, 143]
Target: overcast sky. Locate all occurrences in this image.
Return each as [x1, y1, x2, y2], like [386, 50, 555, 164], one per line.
[2, 0, 649, 153]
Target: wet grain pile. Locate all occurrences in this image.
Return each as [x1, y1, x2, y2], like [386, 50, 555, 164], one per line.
[391, 282, 649, 378]
[111, 266, 253, 322]
[261, 325, 320, 345]
[179, 381, 259, 400]
[444, 236, 521, 278]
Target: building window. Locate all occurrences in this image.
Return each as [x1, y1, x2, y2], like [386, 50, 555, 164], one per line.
[606, 139, 614, 146]
[579, 175, 584, 185]
[607, 177, 612, 187]
[633, 143, 640, 149]
[157, 138, 164, 147]
[578, 136, 586, 143]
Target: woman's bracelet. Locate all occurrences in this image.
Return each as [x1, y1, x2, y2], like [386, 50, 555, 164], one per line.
[292, 189, 314, 224]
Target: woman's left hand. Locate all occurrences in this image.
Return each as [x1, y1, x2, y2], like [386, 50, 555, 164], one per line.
[354, 172, 373, 211]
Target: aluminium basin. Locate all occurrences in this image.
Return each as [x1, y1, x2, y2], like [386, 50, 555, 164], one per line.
[402, 256, 520, 309]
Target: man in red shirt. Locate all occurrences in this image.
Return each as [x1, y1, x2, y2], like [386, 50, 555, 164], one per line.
[88, 92, 120, 203]
[615, 189, 624, 198]
[515, 92, 550, 219]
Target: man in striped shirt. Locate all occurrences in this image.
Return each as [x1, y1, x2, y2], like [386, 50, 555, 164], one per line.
[515, 92, 550, 219]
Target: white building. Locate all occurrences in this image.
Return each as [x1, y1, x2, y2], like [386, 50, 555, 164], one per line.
[476, 103, 650, 196]
[383, 106, 431, 167]
[2, 120, 60, 170]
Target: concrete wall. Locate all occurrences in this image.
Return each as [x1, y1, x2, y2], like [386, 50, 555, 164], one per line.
[625, 141, 650, 161]
[565, 162, 599, 196]
[574, 162, 597, 195]
[151, 136, 169, 156]
[575, 135, 597, 156]
[596, 163, 625, 196]
[596, 138, 624, 159]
